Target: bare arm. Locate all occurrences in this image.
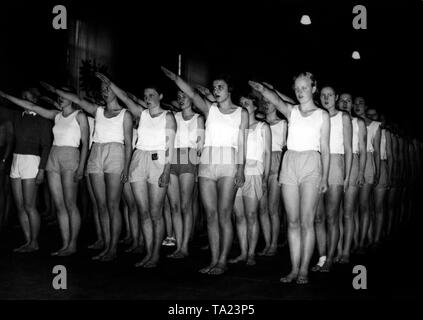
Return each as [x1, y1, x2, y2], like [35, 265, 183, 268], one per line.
[122, 111, 133, 182]
[373, 126, 381, 182]
[358, 119, 367, 185]
[319, 111, 330, 192]
[262, 123, 272, 184]
[161, 66, 211, 117]
[342, 112, 353, 189]
[160, 112, 176, 187]
[262, 82, 296, 105]
[385, 130, 393, 185]
[96, 73, 143, 119]
[40, 82, 98, 116]
[248, 81, 293, 120]
[235, 108, 249, 188]
[196, 115, 205, 156]
[75, 112, 89, 180]
[0, 90, 59, 119]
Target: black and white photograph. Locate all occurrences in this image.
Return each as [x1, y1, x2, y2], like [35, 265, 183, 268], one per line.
[0, 0, 420, 312]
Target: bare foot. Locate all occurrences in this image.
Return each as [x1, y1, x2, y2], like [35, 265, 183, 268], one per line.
[257, 246, 269, 256]
[88, 240, 104, 250]
[51, 246, 67, 256]
[334, 255, 343, 263]
[280, 271, 298, 283]
[208, 263, 227, 275]
[143, 259, 159, 268]
[13, 243, 29, 253]
[58, 247, 77, 257]
[100, 252, 117, 262]
[246, 255, 256, 266]
[339, 255, 350, 264]
[20, 243, 39, 253]
[264, 246, 277, 256]
[92, 250, 107, 261]
[228, 255, 247, 264]
[135, 255, 151, 267]
[320, 260, 332, 272]
[167, 251, 187, 259]
[296, 272, 309, 285]
[199, 263, 216, 274]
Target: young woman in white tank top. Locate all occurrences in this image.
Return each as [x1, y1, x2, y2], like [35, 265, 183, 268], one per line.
[0, 86, 90, 257]
[44, 79, 133, 262]
[230, 93, 271, 266]
[162, 66, 249, 276]
[94, 73, 176, 268]
[366, 110, 392, 248]
[337, 93, 367, 264]
[164, 90, 204, 259]
[249, 72, 330, 285]
[313, 86, 352, 272]
[353, 97, 381, 254]
[259, 97, 287, 257]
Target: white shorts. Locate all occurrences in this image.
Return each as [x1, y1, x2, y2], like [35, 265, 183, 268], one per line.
[9, 154, 40, 180]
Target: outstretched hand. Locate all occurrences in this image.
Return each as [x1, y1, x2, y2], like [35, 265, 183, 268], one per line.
[262, 82, 274, 90]
[0, 90, 6, 98]
[195, 85, 212, 96]
[40, 81, 56, 93]
[95, 72, 111, 86]
[161, 66, 177, 81]
[248, 81, 264, 93]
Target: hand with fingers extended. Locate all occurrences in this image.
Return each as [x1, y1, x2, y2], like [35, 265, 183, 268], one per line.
[161, 66, 177, 81]
[248, 80, 265, 93]
[158, 171, 170, 188]
[95, 72, 111, 86]
[262, 82, 274, 90]
[74, 168, 84, 183]
[40, 81, 56, 93]
[195, 85, 212, 97]
[0, 90, 6, 99]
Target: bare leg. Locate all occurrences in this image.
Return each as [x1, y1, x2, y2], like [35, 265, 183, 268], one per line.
[358, 184, 373, 250]
[341, 186, 359, 263]
[59, 170, 81, 256]
[101, 173, 123, 261]
[86, 176, 103, 249]
[123, 182, 140, 252]
[198, 177, 219, 273]
[267, 175, 281, 256]
[229, 194, 247, 264]
[11, 178, 31, 251]
[89, 173, 110, 259]
[179, 173, 195, 256]
[258, 185, 271, 255]
[280, 184, 300, 283]
[374, 187, 387, 245]
[245, 195, 260, 266]
[167, 174, 183, 256]
[313, 194, 326, 271]
[21, 179, 40, 252]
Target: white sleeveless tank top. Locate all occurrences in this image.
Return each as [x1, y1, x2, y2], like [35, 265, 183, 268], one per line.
[246, 122, 265, 162]
[204, 104, 242, 150]
[136, 109, 168, 151]
[270, 120, 287, 152]
[380, 129, 387, 160]
[352, 117, 359, 154]
[287, 106, 324, 152]
[366, 121, 381, 152]
[329, 111, 344, 154]
[174, 112, 199, 149]
[53, 110, 80, 147]
[93, 107, 126, 144]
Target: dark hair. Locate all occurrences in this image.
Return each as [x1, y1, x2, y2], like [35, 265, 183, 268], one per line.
[144, 84, 163, 96]
[213, 73, 234, 93]
[320, 85, 337, 95]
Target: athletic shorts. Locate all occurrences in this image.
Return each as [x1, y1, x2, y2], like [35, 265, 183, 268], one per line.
[198, 147, 237, 181]
[364, 151, 375, 185]
[328, 153, 345, 186]
[236, 174, 263, 200]
[348, 153, 360, 187]
[86, 142, 124, 175]
[46, 146, 79, 174]
[9, 153, 40, 179]
[170, 148, 197, 176]
[129, 149, 165, 184]
[279, 150, 322, 188]
[375, 160, 388, 189]
[270, 151, 283, 176]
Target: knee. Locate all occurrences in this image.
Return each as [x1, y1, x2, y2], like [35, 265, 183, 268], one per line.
[205, 209, 218, 223]
[301, 219, 314, 230]
[287, 219, 300, 230]
[23, 202, 35, 213]
[64, 198, 77, 213]
[181, 200, 191, 214]
[107, 201, 119, 213]
[150, 209, 163, 223]
[246, 211, 258, 224]
[314, 213, 325, 225]
[170, 202, 180, 215]
[139, 210, 150, 222]
[97, 202, 108, 216]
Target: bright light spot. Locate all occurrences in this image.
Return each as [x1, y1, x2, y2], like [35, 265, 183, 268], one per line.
[352, 51, 361, 59]
[300, 15, 311, 25]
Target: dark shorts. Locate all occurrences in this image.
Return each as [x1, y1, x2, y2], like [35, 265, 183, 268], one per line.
[170, 148, 197, 177]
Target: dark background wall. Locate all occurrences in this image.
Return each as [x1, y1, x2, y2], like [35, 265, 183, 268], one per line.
[1, 0, 422, 137]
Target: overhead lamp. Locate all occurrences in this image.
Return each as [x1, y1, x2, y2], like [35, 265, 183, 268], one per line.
[352, 51, 361, 59]
[300, 15, 312, 25]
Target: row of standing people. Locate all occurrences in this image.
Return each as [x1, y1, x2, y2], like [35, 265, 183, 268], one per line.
[0, 69, 420, 284]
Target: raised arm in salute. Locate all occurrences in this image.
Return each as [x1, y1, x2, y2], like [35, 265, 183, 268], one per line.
[162, 66, 249, 276]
